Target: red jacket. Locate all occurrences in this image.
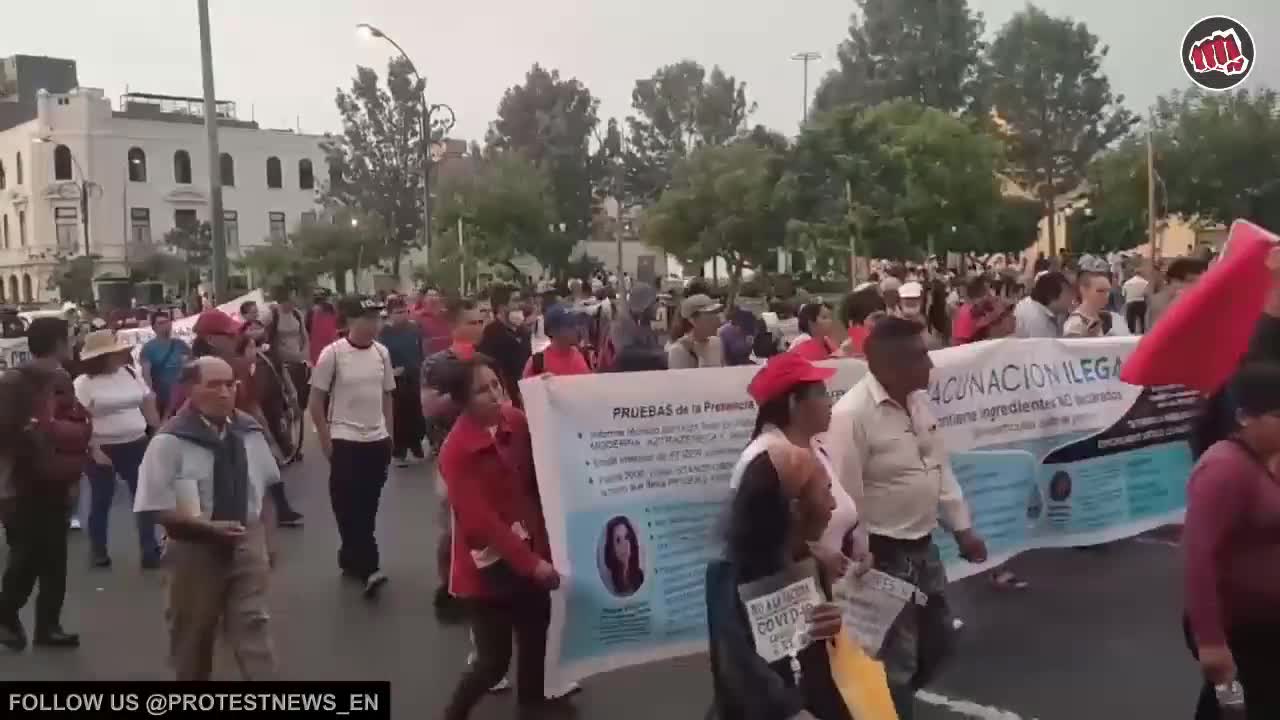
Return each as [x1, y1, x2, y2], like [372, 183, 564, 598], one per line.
[308, 306, 340, 367]
[438, 405, 550, 598]
[29, 364, 91, 494]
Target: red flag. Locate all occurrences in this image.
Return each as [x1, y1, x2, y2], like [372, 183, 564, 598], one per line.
[1120, 220, 1278, 393]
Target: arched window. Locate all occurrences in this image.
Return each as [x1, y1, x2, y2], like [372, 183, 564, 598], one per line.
[15, 152, 23, 185]
[21, 274, 32, 303]
[173, 150, 192, 184]
[219, 153, 235, 187]
[266, 157, 282, 189]
[298, 159, 315, 190]
[0, 159, 6, 189]
[53, 145, 73, 181]
[6, 277, 16, 303]
[128, 147, 147, 182]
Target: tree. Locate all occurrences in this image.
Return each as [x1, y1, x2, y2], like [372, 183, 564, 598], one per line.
[486, 65, 601, 245]
[986, 5, 1136, 255]
[625, 61, 756, 202]
[164, 221, 213, 277]
[1152, 88, 1280, 233]
[324, 58, 428, 276]
[434, 152, 564, 276]
[49, 255, 98, 305]
[1066, 136, 1149, 254]
[813, 0, 986, 115]
[641, 141, 787, 298]
[238, 240, 309, 291]
[239, 211, 385, 294]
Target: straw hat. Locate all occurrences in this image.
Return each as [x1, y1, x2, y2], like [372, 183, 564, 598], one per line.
[79, 329, 132, 361]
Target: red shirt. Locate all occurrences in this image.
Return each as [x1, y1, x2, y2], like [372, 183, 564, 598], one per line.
[845, 325, 870, 356]
[951, 304, 976, 344]
[1184, 440, 1280, 647]
[439, 405, 551, 598]
[523, 344, 590, 378]
[308, 308, 339, 367]
[790, 336, 836, 361]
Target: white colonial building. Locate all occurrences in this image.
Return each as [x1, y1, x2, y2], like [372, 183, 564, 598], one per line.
[0, 54, 326, 304]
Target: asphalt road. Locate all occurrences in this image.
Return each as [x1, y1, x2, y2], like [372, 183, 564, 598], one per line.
[0, 446, 1200, 719]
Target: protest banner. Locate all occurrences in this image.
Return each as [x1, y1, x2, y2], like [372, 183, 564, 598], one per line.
[116, 290, 264, 357]
[520, 335, 1201, 688]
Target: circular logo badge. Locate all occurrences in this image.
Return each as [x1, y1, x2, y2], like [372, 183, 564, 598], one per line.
[1182, 16, 1255, 91]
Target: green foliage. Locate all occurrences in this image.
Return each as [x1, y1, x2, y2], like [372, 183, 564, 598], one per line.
[49, 255, 98, 304]
[625, 61, 756, 203]
[783, 101, 1004, 261]
[985, 5, 1136, 254]
[1067, 136, 1148, 253]
[814, 0, 987, 115]
[1153, 88, 1280, 232]
[435, 152, 569, 275]
[239, 211, 385, 295]
[324, 58, 429, 274]
[641, 141, 787, 294]
[163, 220, 212, 270]
[486, 65, 602, 243]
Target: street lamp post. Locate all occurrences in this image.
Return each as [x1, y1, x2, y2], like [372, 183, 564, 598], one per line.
[357, 23, 455, 273]
[34, 137, 100, 257]
[198, 0, 227, 302]
[790, 52, 822, 125]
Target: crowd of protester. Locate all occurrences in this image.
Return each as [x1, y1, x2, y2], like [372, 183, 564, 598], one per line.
[0, 244, 1274, 719]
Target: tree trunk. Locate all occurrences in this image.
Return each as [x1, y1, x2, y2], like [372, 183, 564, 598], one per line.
[1045, 197, 1057, 258]
[333, 267, 348, 295]
[726, 259, 742, 308]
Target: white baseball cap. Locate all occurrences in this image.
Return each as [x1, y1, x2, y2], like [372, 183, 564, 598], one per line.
[899, 281, 924, 299]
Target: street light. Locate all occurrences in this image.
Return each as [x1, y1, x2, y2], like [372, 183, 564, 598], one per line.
[356, 22, 456, 273]
[34, 136, 100, 256]
[790, 52, 822, 125]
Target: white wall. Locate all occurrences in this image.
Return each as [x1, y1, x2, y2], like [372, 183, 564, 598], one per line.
[0, 87, 326, 303]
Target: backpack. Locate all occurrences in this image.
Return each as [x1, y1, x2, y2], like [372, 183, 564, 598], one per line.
[530, 351, 546, 376]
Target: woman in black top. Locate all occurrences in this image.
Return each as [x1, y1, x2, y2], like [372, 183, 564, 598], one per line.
[706, 443, 851, 720]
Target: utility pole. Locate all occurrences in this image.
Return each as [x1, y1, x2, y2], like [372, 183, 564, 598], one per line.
[1146, 115, 1158, 261]
[790, 52, 821, 125]
[613, 152, 625, 295]
[457, 216, 466, 295]
[198, 0, 227, 302]
[846, 179, 858, 288]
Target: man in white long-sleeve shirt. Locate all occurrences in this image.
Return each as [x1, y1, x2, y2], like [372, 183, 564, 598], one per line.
[825, 316, 988, 720]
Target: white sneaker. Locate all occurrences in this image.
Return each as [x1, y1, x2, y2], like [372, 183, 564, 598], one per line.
[466, 652, 511, 693]
[547, 682, 581, 699]
[69, 518, 81, 530]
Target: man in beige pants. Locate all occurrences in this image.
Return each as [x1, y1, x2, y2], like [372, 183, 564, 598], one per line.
[135, 356, 278, 680]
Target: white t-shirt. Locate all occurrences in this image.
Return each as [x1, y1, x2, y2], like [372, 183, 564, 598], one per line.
[311, 338, 396, 442]
[1122, 275, 1149, 304]
[75, 366, 150, 446]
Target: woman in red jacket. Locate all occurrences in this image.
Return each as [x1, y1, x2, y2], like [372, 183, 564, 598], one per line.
[437, 355, 565, 720]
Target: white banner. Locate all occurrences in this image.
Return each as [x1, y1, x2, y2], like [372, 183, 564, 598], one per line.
[520, 336, 1200, 688]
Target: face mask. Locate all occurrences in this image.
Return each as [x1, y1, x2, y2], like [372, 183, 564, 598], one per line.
[508, 310, 526, 326]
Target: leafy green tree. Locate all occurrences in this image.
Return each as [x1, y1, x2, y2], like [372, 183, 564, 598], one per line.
[1152, 88, 1280, 232]
[641, 141, 787, 298]
[434, 152, 563, 276]
[985, 5, 1136, 256]
[625, 61, 756, 203]
[486, 65, 601, 245]
[324, 58, 429, 276]
[1066, 136, 1148, 253]
[814, 0, 986, 115]
[49, 255, 98, 305]
[239, 211, 384, 294]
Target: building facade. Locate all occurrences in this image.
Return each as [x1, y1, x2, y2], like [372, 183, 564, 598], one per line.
[0, 55, 326, 304]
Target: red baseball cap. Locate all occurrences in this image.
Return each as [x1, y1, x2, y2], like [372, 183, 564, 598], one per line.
[193, 309, 241, 337]
[747, 353, 836, 406]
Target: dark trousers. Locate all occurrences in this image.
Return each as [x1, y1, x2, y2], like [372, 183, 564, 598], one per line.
[1125, 301, 1147, 334]
[0, 497, 70, 631]
[1187, 618, 1280, 718]
[285, 361, 310, 411]
[445, 591, 552, 720]
[870, 534, 954, 720]
[391, 374, 426, 460]
[328, 439, 391, 579]
[86, 437, 158, 562]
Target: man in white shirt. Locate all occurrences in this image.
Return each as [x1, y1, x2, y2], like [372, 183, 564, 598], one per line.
[310, 298, 396, 598]
[1121, 272, 1150, 334]
[826, 316, 988, 718]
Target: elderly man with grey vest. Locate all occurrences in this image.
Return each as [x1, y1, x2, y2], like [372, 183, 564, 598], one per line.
[134, 356, 278, 680]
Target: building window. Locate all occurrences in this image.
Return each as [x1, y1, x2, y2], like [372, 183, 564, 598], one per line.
[128, 147, 147, 182]
[223, 210, 239, 253]
[21, 274, 32, 303]
[15, 152, 23, 185]
[7, 277, 17, 303]
[174, 150, 192, 184]
[219, 153, 235, 187]
[300, 210, 316, 226]
[17, 210, 25, 247]
[54, 207, 79, 253]
[1, 214, 7, 249]
[298, 159, 314, 190]
[174, 209, 198, 231]
[53, 144, 73, 181]
[268, 211, 286, 241]
[266, 157, 282, 189]
[0, 159, 5, 189]
[130, 208, 152, 246]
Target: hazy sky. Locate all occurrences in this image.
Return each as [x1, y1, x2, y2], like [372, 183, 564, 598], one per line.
[3, 1, 1276, 142]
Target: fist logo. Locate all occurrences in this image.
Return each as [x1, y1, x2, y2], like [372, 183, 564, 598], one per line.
[1181, 16, 1256, 91]
[1188, 30, 1248, 76]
